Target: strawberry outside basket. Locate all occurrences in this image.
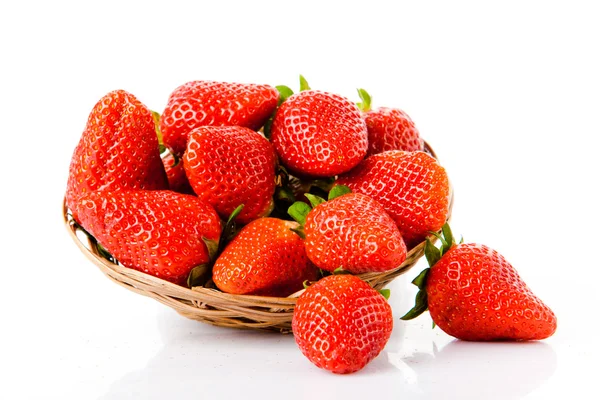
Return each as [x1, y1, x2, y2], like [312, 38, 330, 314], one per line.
[63, 142, 453, 333]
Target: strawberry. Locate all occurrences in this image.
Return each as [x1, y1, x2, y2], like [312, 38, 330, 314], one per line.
[150, 110, 194, 195]
[159, 80, 279, 155]
[161, 151, 194, 195]
[402, 224, 557, 341]
[337, 150, 450, 249]
[72, 190, 222, 286]
[212, 217, 319, 297]
[292, 274, 393, 374]
[183, 126, 277, 224]
[66, 90, 168, 220]
[288, 186, 407, 274]
[270, 90, 368, 178]
[357, 89, 424, 155]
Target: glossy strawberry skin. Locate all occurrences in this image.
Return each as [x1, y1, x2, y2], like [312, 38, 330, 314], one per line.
[66, 90, 168, 220]
[159, 81, 279, 155]
[271, 90, 368, 178]
[304, 193, 407, 274]
[73, 190, 222, 286]
[337, 151, 450, 249]
[292, 274, 393, 374]
[427, 243, 557, 341]
[212, 218, 319, 297]
[364, 107, 423, 156]
[184, 126, 277, 224]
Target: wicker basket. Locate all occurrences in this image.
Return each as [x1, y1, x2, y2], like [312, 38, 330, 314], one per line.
[63, 142, 453, 333]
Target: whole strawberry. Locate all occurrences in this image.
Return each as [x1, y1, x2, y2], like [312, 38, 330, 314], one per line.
[337, 150, 450, 248]
[356, 89, 423, 155]
[160, 80, 279, 155]
[270, 90, 368, 178]
[212, 217, 319, 297]
[289, 186, 407, 274]
[66, 90, 168, 220]
[365, 108, 423, 155]
[184, 126, 277, 224]
[72, 190, 222, 286]
[292, 274, 393, 374]
[402, 224, 557, 341]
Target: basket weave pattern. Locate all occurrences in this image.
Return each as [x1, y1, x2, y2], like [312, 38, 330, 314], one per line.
[63, 143, 452, 333]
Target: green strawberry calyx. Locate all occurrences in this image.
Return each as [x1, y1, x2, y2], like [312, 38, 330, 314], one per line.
[400, 223, 458, 321]
[187, 205, 244, 288]
[356, 88, 372, 112]
[299, 74, 311, 91]
[287, 184, 352, 238]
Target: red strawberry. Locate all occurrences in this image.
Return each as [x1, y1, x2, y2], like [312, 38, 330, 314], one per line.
[289, 187, 407, 274]
[160, 81, 279, 155]
[161, 151, 194, 194]
[66, 90, 168, 220]
[402, 225, 557, 341]
[365, 107, 423, 155]
[292, 274, 393, 374]
[270, 90, 368, 177]
[73, 190, 222, 286]
[337, 150, 450, 248]
[356, 89, 423, 155]
[212, 217, 319, 297]
[184, 126, 277, 224]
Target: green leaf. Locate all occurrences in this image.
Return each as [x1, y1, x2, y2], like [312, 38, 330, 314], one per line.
[379, 288, 391, 301]
[202, 237, 219, 262]
[441, 223, 455, 254]
[276, 85, 294, 105]
[216, 204, 245, 255]
[291, 226, 306, 239]
[263, 118, 274, 139]
[187, 264, 212, 288]
[424, 239, 441, 267]
[288, 201, 311, 226]
[151, 110, 163, 144]
[432, 320, 437, 329]
[311, 177, 336, 193]
[275, 187, 296, 202]
[411, 268, 430, 290]
[430, 231, 448, 250]
[97, 242, 116, 263]
[400, 289, 429, 320]
[328, 184, 352, 201]
[333, 267, 349, 275]
[304, 193, 326, 208]
[227, 204, 245, 225]
[299, 75, 311, 91]
[356, 88, 372, 112]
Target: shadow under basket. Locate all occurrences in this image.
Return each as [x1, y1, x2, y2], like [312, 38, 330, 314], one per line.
[63, 142, 453, 333]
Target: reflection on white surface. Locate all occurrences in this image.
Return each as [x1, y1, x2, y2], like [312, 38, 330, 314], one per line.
[393, 341, 556, 399]
[95, 305, 557, 400]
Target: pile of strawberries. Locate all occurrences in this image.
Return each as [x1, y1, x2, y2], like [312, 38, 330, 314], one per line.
[66, 76, 557, 375]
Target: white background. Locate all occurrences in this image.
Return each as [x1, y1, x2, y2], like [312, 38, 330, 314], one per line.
[1, 1, 599, 399]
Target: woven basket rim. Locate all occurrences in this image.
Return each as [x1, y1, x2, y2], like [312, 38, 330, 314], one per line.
[63, 141, 453, 332]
